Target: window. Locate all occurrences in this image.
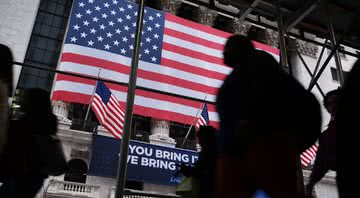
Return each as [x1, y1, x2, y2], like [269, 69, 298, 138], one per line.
[64, 159, 88, 183]
[247, 25, 267, 44]
[137, 0, 163, 10]
[331, 67, 349, 82]
[176, 3, 200, 23]
[17, 0, 73, 92]
[170, 122, 197, 150]
[131, 115, 151, 142]
[213, 14, 234, 33]
[69, 103, 98, 132]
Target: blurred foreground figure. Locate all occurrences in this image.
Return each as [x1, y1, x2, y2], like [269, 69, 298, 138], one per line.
[215, 35, 321, 198]
[305, 89, 340, 197]
[179, 126, 217, 198]
[0, 44, 13, 153]
[336, 60, 360, 198]
[0, 89, 67, 198]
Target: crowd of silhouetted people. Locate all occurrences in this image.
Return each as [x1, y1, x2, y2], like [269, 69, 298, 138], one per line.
[1, 33, 360, 198]
[178, 35, 359, 198]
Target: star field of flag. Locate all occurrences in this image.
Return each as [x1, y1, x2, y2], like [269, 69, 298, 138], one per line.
[200, 103, 209, 125]
[95, 81, 112, 104]
[65, 0, 165, 64]
[195, 103, 209, 129]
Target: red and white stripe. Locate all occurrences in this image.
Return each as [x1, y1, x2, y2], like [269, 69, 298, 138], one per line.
[52, 12, 279, 126]
[300, 143, 319, 167]
[91, 94, 125, 139]
[195, 116, 207, 129]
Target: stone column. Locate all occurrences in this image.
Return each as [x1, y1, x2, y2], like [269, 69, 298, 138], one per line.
[52, 101, 72, 130]
[199, 6, 217, 26]
[149, 118, 176, 148]
[145, 119, 177, 193]
[233, 18, 250, 35]
[161, 0, 181, 15]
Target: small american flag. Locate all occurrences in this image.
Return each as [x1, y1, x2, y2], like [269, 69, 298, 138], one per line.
[195, 103, 209, 129]
[91, 81, 125, 139]
[300, 143, 319, 168]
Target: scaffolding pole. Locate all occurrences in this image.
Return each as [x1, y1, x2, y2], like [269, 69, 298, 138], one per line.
[277, 5, 304, 195]
[277, 7, 290, 74]
[312, 39, 328, 78]
[238, 0, 262, 22]
[327, 7, 345, 86]
[115, 0, 145, 197]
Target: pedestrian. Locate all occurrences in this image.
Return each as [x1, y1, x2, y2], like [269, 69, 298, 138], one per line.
[0, 88, 67, 198]
[305, 89, 340, 197]
[336, 59, 360, 198]
[215, 35, 321, 198]
[0, 44, 13, 154]
[179, 126, 217, 198]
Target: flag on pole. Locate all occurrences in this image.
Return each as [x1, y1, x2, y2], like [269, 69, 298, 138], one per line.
[195, 103, 209, 129]
[52, 0, 280, 126]
[300, 143, 319, 168]
[92, 81, 125, 139]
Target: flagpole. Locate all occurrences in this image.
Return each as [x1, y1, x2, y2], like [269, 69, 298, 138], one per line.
[83, 69, 101, 130]
[115, 0, 145, 197]
[181, 95, 207, 148]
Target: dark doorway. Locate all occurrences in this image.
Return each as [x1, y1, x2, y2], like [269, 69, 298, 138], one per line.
[64, 159, 88, 183]
[125, 180, 144, 190]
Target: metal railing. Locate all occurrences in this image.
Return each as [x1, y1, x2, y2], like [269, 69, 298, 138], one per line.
[45, 179, 101, 198]
[62, 182, 92, 193]
[124, 189, 181, 198]
[109, 187, 180, 198]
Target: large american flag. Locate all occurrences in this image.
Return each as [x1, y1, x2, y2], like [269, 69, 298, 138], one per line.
[300, 143, 319, 167]
[52, 0, 280, 126]
[195, 103, 209, 129]
[92, 81, 124, 139]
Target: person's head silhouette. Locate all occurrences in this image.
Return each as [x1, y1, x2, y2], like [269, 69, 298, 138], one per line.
[21, 88, 52, 117]
[0, 44, 13, 97]
[223, 35, 255, 68]
[197, 126, 217, 150]
[324, 89, 341, 116]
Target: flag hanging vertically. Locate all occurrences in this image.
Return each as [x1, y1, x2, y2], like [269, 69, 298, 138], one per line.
[92, 81, 125, 139]
[300, 143, 319, 168]
[195, 103, 209, 129]
[52, 0, 280, 126]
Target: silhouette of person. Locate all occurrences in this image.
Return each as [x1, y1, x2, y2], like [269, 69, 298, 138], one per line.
[305, 89, 340, 197]
[336, 59, 360, 198]
[215, 35, 321, 198]
[0, 44, 13, 154]
[180, 126, 217, 198]
[0, 88, 61, 198]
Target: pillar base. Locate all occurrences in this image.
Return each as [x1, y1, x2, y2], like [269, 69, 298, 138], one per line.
[58, 118, 72, 130]
[150, 118, 176, 148]
[149, 134, 176, 148]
